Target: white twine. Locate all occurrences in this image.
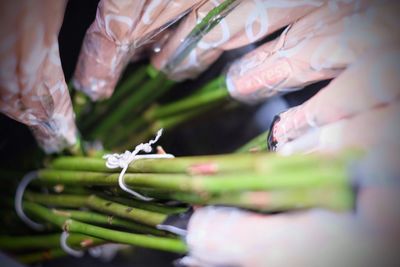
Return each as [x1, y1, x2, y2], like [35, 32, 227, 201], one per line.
[61, 232, 126, 260]
[60, 231, 84, 257]
[103, 129, 174, 201]
[15, 171, 45, 231]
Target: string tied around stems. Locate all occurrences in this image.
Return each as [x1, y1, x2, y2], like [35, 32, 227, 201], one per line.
[103, 128, 174, 201]
[61, 231, 126, 260]
[60, 231, 84, 257]
[15, 171, 45, 231]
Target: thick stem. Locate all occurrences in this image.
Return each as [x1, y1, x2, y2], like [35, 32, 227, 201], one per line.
[52, 209, 169, 236]
[50, 152, 323, 174]
[85, 195, 167, 227]
[100, 195, 187, 214]
[169, 186, 354, 211]
[25, 192, 167, 227]
[25, 192, 87, 208]
[24, 202, 187, 254]
[0, 233, 103, 251]
[37, 166, 349, 194]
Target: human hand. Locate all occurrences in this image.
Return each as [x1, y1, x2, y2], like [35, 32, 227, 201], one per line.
[0, 0, 77, 153]
[151, 0, 324, 81]
[73, 0, 205, 100]
[180, 1, 400, 266]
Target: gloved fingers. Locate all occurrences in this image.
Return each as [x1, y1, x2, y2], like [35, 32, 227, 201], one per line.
[227, 1, 400, 103]
[151, 0, 324, 81]
[185, 206, 400, 267]
[276, 102, 400, 156]
[73, 0, 204, 101]
[269, 48, 400, 148]
[0, 0, 77, 153]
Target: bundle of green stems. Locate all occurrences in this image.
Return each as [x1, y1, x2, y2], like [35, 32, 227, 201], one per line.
[1, 1, 355, 264]
[75, 0, 240, 151]
[0, 149, 357, 264]
[74, 63, 231, 152]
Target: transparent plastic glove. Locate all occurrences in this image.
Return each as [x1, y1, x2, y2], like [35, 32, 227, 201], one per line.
[185, 191, 400, 267]
[73, 0, 205, 101]
[270, 49, 400, 152]
[226, 0, 400, 102]
[151, 0, 324, 81]
[183, 3, 400, 265]
[0, 0, 77, 153]
[184, 103, 400, 266]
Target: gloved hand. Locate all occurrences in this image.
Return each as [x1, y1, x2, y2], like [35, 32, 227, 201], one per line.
[0, 0, 76, 153]
[151, 0, 324, 81]
[73, 0, 205, 100]
[0, 0, 204, 152]
[179, 1, 400, 266]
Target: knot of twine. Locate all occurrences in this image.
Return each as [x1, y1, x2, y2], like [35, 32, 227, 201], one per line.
[103, 129, 174, 201]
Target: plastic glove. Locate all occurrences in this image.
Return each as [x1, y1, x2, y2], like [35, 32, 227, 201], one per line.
[182, 1, 400, 266]
[0, 0, 77, 153]
[73, 0, 205, 100]
[271, 50, 400, 154]
[226, 0, 400, 102]
[151, 0, 324, 81]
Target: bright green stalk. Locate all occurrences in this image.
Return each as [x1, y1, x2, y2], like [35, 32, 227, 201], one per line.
[102, 195, 187, 215]
[169, 186, 354, 211]
[25, 193, 167, 227]
[37, 166, 348, 194]
[25, 192, 87, 208]
[85, 195, 166, 227]
[49, 153, 341, 174]
[0, 233, 103, 251]
[235, 131, 269, 153]
[24, 202, 187, 253]
[52, 209, 169, 236]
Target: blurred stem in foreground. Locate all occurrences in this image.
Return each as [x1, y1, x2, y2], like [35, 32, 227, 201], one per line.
[24, 202, 187, 253]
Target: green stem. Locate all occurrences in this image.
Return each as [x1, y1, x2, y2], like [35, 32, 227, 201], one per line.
[49, 153, 341, 174]
[24, 202, 187, 253]
[52, 209, 169, 236]
[80, 65, 148, 131]
[85, 195, 166, 227]
[0, 233, 103, 251]
[109, 78, 227, 148]
[25, 192, 167, 227]
[37, 166, 348, 194]
[146, 87, 228, 120]
[17, 248, 66, 264]
[101, 195, 187, 215]
[169, 186, 354, 211]
[90, 74, 174, 139]
[235, 131, 269, 153]
[25, 192, 87, 208]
